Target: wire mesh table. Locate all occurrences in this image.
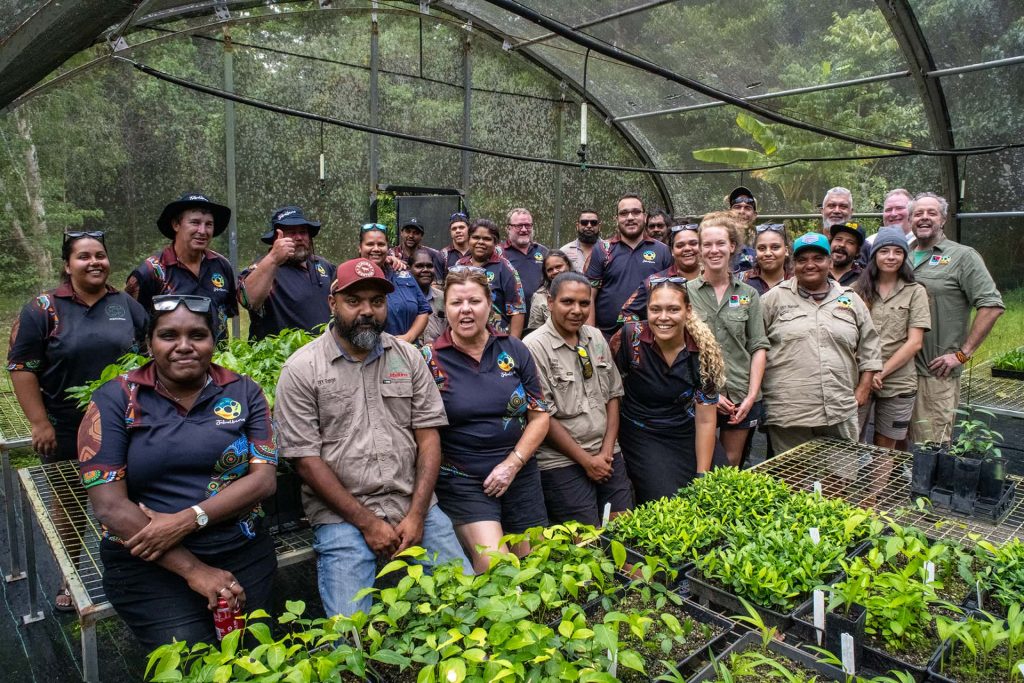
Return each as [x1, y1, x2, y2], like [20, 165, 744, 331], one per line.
[0, 388, 31, 583]
[960, 357, 1024, 419]
[16, 460, 315, 683]
[0, 388, 32, 443]
[751, 437, 1024, 546]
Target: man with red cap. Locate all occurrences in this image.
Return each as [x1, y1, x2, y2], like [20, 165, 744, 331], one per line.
[274, 258, 470, 617]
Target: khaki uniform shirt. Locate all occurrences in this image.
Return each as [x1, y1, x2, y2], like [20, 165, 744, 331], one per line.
[911, 236, 1003, 378]
[560, 239, 593, 274]
[687, 277, 770, 403]
[528, 288, 550, 331]
[523, 321, 624, 470]
[866, 280, 931, 397]
[274, 329, 448, 526]
[761, 280, 882, 427]
[419, 285, 447, 346]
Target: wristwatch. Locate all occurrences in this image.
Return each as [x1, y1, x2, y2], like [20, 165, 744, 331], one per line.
[191, 504, 209, 529]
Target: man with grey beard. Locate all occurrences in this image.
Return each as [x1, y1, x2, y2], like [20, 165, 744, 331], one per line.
[274, 257, 470, 616]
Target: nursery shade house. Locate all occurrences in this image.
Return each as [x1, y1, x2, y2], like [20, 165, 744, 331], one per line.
[0, 0, 1022, 293]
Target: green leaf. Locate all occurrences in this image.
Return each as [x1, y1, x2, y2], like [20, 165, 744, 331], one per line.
[377, 559, 409, 578]
[558, 620, 574, 638]
[618, 650, 646, 673]
[284, 600, 305, 616]
[610, 540, 626, 569]
[235, 657, 270, 675]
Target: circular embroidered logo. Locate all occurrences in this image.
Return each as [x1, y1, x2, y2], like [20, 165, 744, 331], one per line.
[486, 271, 496, 282]
[497, 351, 515, 372]
[213, 398, 242, 420]
[105, 304, 126, 319]
[642, 250, 656, 261]
[316, 263, 327, 277]
[534, 252, 544, 262]
[355, 260, 376, 278]
[211, 273, 225, 288]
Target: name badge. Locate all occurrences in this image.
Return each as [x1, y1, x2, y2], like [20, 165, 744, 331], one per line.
[728, 295, 740, 308]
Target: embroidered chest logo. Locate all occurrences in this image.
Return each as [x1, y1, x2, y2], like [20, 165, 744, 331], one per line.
[642, 250, 656, 262]
[316, 263, 327, 278]
[497, 351, 515, 373]
[728, 295, 741, 308]
[211, 272, 226, 289]
[929, 255, 951, 266]
[486, 271, 496, 283]
[739, 295, 751, 306]
[836, 295, 853, 308]
[213, 397, 243, 421]
[385, 357, 410, 382]
[106, 303, 127, 320]
[533, 251, 544, 262]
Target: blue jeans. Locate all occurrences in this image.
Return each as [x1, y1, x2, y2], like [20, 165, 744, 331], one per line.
[313, 504, 472, 617]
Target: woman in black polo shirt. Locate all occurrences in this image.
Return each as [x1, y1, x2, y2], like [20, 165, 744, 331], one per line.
[422, 267, 550, 573]
[79, 295, 277, 649]
[741, 223, 793, 295]
[611, 278, 726, 503]
[456, 219, 527, 337]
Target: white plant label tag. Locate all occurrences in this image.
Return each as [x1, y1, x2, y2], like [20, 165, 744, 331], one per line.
[841, 632, 856, 675]
[813, 590, 825, 646]
[608, 650, 617, 678]
[977, 581, 983, 606]
[924, 561, 936, 584]
[1018, 662, 1024, 677]
[601, 502, 611, 528]
[814, 481, 822, 495]
[319, 154, 325, 180]
[809, 527, 821, 545]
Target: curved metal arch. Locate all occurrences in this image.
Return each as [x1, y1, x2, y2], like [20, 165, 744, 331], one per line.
[874, 0, 960, 238]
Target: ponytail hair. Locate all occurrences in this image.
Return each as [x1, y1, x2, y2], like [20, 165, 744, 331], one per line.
[685, 313, 726, 393]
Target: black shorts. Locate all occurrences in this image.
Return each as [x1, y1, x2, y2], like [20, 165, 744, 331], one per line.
[540, 453, 633, 527]
[434, 464, 548, 533]
[716, 400, 763, 431]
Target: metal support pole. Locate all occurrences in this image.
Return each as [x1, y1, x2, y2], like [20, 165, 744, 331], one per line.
[552, 101, 565, 247]
[20, 483, 43, 624]
[81, 619, 99, 683]
[460, 33, 472, 195]
[369, 2, 380, 218]
[223, 28, 240, 339]
[3, 443, 26, 582]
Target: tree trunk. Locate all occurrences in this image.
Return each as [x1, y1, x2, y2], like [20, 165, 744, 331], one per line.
[14, 109, 53, 284]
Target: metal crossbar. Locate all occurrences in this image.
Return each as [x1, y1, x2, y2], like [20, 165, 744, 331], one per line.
[751, 437, 1024, 546]
[960, 357, 1024, 419]
[0, 390, 32, 443]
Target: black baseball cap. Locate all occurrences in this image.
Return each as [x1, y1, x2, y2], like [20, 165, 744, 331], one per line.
[728, 186, 757, 210]
[400, 218, 425, 233]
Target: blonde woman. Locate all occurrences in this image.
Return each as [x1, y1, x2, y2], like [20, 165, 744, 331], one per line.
[610, 278, 727, 503]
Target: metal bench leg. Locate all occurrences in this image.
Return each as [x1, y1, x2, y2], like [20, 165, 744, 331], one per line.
[20, 482, 43, 624]
[3, 444, 27, 582]
[82, 619, 99, 683]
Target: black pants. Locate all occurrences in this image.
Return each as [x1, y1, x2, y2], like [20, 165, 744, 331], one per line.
[101, 533, 276, 651]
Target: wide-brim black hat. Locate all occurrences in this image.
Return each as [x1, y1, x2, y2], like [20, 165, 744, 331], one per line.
[261, 205, 322, 245]
[157, 192, 231, 239]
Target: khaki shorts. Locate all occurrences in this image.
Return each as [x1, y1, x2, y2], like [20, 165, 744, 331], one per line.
[859, 392, 916, 441]
[767, 416, 859, 457]
[908, 375, 961, 444]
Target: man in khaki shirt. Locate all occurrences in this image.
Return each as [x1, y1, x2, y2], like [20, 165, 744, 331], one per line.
[762, 233, 883, 455]
[907, 193, 1004, 444]
[275, 258, 470, 617]
[524, 272, 632, 526]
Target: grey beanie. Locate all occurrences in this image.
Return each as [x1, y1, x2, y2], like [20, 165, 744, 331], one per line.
[870, 226, 909, 259]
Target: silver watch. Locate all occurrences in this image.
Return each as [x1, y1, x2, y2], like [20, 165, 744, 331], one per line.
[191, 504, 209, 529]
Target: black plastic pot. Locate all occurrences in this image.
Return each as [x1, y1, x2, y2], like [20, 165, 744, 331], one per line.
[825, 602, 866, 668]
[978, 457, 1006, 499]
[974, 479, 1017, 523]
[689, 632, 850, 682]
[951, 457, 982, 514]
[935, 452, 957, 489]
[910, 445, 941, 498]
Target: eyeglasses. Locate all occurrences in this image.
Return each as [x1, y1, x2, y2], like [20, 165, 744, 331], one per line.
[578, 219, 599, 227]
[64, 230, 105, 243]
[648, 276, 688, 289]
[450, 212, 469, 222]
[448, 265, 487, 275]
[152, 294, 213, 313]
[670, 224, 699, 233]
[360, 223, 387, 232]
[755, 223, 786, 234]
[574, 345, 594, 380]
[509, 223, 533, 230]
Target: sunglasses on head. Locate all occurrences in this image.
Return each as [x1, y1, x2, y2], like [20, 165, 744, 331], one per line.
[64, 230, 105, 243]
[360, 223, 387, 233]
[152, 294, 213, 314]
[670, 224, 699, 233]
[648, 275, 688, 290]
[574, 345, 594, 380]
[450, 212, 469, 222]
[448, 265, 486, 275]
[755, 223, 786, 234]
[578, 219, 599, 227]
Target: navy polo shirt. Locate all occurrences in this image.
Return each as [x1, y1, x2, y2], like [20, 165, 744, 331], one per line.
[436, 245, 469, 282]
[7, 284, 148, 426]
[422, 329, 548, 479]
[586, 237, 672, 336]
[385, 268, 432, 336]
[126, 245, 238, 341]
[610, 322, 718, 429]
[618, 264, 685, 324]
[239, 254, 336, 340]
[455, 253, 526, 334]
[732, 245, 756, 273]
[79, 362, 277, 553]
[499, 241, 548, 319]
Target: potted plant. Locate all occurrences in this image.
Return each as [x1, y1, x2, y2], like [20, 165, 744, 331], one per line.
[930, 606, 1024, 683]
[910, 441, 945, 498]
[973, 538, 1024, 618]
[990, 347, 1024, 380]
[947, 411, 1013, 520]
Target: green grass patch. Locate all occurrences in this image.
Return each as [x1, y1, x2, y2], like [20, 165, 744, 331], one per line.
[973, 287, 1024, 361]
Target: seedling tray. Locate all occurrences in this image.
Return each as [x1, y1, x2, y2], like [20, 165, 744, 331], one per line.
[991, 367, 1024, 381]
[689, 631, 849, 682]
[599, 536, 692, 588]
[928, 479, 1016, 523]
[684, 567, 795, 631]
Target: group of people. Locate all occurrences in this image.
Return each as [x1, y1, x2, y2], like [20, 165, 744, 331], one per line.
[4, 184, 1004, 648]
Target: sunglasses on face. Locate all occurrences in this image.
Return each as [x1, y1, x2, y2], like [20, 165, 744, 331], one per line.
[360, 223, 387, 233]
[755, 223, 786, 234]
[575, 345, 594, 380]
[152, 294, 213, 313]
[578, 219, 599, 227]
[64, 230, 105, 243]
[648, 275, 688, 289]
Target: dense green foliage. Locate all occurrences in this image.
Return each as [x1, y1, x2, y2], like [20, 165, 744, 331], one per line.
[992, 348, 1024, 373]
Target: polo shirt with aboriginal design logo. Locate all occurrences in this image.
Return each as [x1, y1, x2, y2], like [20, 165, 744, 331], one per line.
[421, 329, 548, 479]
[78, 362, 276, 553]
[126, 245, 238, 341]
[499, 240, 548, 320]
[239, 254, 336, 340]
[7, 284, 148, 424]
[586, 236, 672, 337]
[436, 245, 470, 283]
[618, 263, 685, 325]
[455, 253, 526, 334]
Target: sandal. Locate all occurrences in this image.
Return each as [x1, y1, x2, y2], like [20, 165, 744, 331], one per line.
[54, 587, 75, 613]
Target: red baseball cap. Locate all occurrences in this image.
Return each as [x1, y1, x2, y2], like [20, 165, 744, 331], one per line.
[331, 258, 395, 294]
